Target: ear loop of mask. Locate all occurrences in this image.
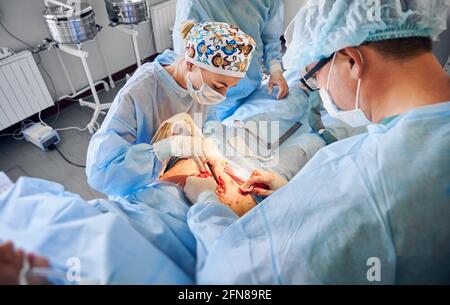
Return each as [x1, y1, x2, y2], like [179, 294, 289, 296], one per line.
[326, 53, 338, 92]
[190, 65, 206, 90]
[185, 62, 200, 91]
[327, 50, 365, 111]
[354, 49, 365, 110]
[199, 67, 206, 86]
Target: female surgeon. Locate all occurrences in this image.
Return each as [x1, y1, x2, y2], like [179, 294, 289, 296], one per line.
[173, 0, 289, 121]
[184, 0, 450, 284]
[86, 21, 256, 197]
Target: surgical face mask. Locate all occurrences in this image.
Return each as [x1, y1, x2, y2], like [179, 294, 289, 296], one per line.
[187, 68, 226, 106]
[319, 52, 371, 128]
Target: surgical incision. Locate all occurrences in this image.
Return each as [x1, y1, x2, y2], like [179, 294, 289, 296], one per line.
[153, 113, 257, 216]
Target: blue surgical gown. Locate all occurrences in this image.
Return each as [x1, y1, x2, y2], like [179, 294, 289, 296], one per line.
[188, 101, 450, 284]
[0, 177, 195, 284]
[86, 54, 209, 197]
[173, 0, 285, 121]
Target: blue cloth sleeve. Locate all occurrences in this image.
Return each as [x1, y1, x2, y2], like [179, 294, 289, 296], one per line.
[261, 0, 284, 70]
[86, 93, 162, 197]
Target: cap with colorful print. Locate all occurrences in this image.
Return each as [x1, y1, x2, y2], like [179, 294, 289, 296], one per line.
[185, 22, 256, 78]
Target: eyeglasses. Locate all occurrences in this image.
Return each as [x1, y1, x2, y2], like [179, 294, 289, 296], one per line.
[299, 55, 334, 92]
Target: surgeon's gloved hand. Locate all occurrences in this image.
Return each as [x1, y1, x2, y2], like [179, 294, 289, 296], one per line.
[184, 176, 218, 204]
[240, 169, 288, 197]
[268, 61, 289, 100]
[153, 135, 205, 162]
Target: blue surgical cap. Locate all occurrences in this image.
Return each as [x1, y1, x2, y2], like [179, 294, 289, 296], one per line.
[283, 0, 449, 71]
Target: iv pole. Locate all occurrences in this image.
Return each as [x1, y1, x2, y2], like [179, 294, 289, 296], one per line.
[115, 24, 142, 69]
[56, 42, 113, 134]
[44, 0, 115, 134]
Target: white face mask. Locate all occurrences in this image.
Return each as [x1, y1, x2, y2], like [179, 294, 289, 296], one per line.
[319, 52, 371, 128]
[187, 68, 226, 106]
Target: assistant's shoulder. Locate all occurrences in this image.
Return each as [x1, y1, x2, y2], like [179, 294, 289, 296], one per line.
[306, 132, 373, 168]
[113, 63, 161, 105]
[105, 63, 160, 118]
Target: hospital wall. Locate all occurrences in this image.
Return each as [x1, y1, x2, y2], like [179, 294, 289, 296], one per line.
[0, 0, 449, 103]
[0, 0, 166, 99]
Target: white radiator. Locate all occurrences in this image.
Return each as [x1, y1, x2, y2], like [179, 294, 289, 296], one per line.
[0, 51, 54, 131]
[150, 0, 177, 53]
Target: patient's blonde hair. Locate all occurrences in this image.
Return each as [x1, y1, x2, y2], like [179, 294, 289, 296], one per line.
[180, 20, 198, 41]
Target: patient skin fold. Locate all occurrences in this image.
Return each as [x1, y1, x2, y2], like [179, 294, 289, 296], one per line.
[152, 112, 257, 216]
[160, 157, 257, 216]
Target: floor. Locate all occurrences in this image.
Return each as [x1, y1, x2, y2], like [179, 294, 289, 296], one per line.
[0, 79, 127, 200]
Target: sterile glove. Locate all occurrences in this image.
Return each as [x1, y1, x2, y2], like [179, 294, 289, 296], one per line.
[240, 169, 288, 197]
[153, 135, 204, 162]
[268, 61, 289, 100]
[184, 176, 218, 204]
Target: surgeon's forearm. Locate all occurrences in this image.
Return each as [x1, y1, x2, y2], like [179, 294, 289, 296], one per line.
[87, 143, 162, 196]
